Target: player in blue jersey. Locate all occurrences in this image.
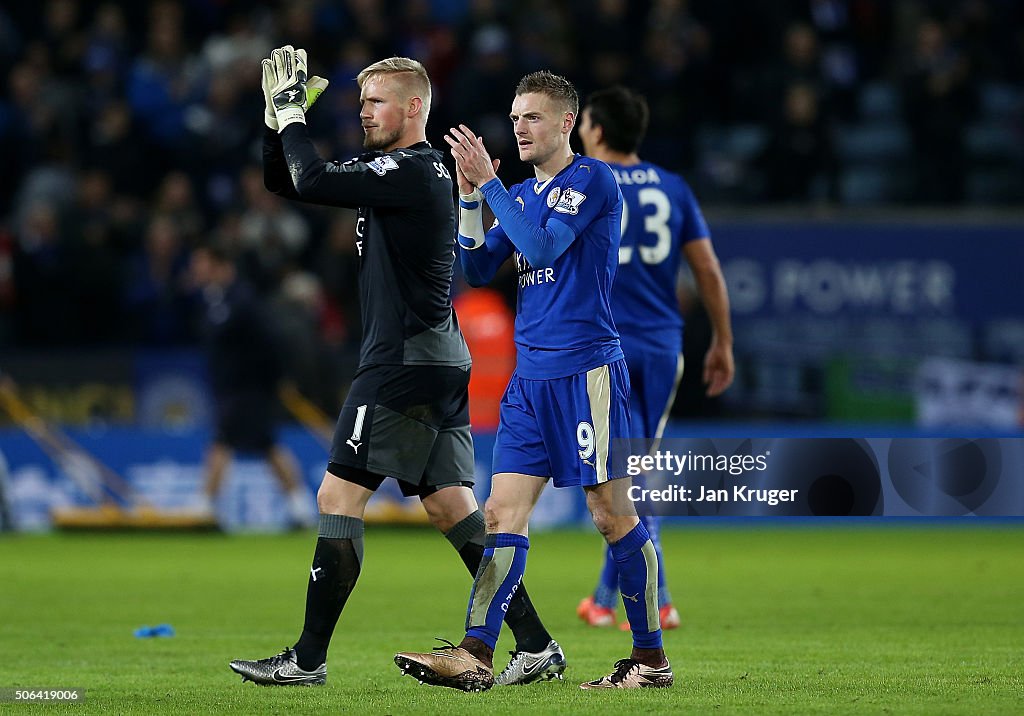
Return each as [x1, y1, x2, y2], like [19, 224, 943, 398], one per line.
[394, 72, 673, 691]
[576, 86, 734, 631]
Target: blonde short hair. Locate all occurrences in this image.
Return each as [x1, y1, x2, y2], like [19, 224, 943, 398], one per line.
[357, 57, 432, 120]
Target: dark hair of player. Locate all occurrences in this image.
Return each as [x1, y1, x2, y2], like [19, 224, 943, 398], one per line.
[515, 70, 579, 116]
[583, 86, 650, 154]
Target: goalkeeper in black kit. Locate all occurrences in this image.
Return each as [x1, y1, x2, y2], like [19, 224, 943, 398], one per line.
[228, 47, 564, 687]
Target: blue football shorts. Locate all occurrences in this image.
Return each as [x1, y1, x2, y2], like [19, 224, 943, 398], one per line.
[622, 347, 684, 453]
[491, 360, 632, 488]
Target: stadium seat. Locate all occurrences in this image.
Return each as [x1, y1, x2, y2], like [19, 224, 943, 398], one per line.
[965, 168, 1024, 203]
[835, 123, 911, 163]
[858, 81, 901, 121]
[978, 82, 1024, 122]
[839, 165, 897, 204]
[723, 124, 769, 160]
[693, 125, 765, 201]
[965, 122, 1024, 162]
[695, 124, 768, 160]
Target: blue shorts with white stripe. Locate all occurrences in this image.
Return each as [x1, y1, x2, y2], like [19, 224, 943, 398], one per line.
[491, 359, 633, 488]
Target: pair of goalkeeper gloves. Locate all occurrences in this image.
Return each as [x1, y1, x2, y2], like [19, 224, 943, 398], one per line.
[262, 45, 329, 132]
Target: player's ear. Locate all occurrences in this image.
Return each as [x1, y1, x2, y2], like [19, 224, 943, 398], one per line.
[408, 96, 423, 118]
[563, 111, 575, 134]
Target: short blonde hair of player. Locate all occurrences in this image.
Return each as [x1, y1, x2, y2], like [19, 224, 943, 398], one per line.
[356, 57, 432, 121]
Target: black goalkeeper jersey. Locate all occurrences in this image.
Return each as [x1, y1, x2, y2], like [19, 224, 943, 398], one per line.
[263, 125, 470, 369]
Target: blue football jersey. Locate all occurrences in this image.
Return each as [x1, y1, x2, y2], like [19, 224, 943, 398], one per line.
[485, 155, 625, 379]
[608, 161, 710, 353]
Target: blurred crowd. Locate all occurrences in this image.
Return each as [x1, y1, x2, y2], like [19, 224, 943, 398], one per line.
[0, 0, 1021, 372]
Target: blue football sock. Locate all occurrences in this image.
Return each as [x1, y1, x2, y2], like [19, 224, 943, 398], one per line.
[610, 522, 662, 649]
[465, 533, 529, 650]
[641, 514, 672, 607]
[594, 545, 619, 608]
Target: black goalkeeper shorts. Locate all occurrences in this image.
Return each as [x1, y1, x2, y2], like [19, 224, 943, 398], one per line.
[327, 364, 476, 493]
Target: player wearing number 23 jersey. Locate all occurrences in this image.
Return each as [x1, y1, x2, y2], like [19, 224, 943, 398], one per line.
[609, 160, 708, 453]
[611, 162, 709, 356]
[575, 86, 734, 633]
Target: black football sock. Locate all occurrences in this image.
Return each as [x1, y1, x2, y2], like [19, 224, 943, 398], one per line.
[293, 514, 363, 671]
[445, 510, 552, 653]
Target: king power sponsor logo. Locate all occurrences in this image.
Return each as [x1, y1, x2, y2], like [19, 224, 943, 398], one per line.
[514, 252, 556, 288]
[724, 258, 956, 316]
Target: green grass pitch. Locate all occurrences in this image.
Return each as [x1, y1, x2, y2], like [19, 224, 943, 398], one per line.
[1, 525, 1022, 715]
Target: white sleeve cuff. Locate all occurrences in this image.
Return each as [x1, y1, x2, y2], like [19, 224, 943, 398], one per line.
[458, 192, 486, 249]
[275, 105, 306, 132]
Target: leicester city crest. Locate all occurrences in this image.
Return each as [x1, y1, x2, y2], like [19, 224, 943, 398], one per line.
[546, 186, 561, 208]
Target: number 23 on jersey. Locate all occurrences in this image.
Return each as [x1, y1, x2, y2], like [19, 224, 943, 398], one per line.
[619, 187, 671, 265]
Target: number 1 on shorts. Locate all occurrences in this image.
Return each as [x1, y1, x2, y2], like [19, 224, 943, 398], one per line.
[347, 404, 367, 453]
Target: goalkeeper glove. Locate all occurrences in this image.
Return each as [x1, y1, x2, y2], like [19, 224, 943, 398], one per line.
[267, 45, 329, 132]
[262, 58, 280, 130]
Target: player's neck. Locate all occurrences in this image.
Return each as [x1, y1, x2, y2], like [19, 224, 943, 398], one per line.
[383, 127, 427, 152]
[534, 149, 575, 183]
[594, 148, 640, 166]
